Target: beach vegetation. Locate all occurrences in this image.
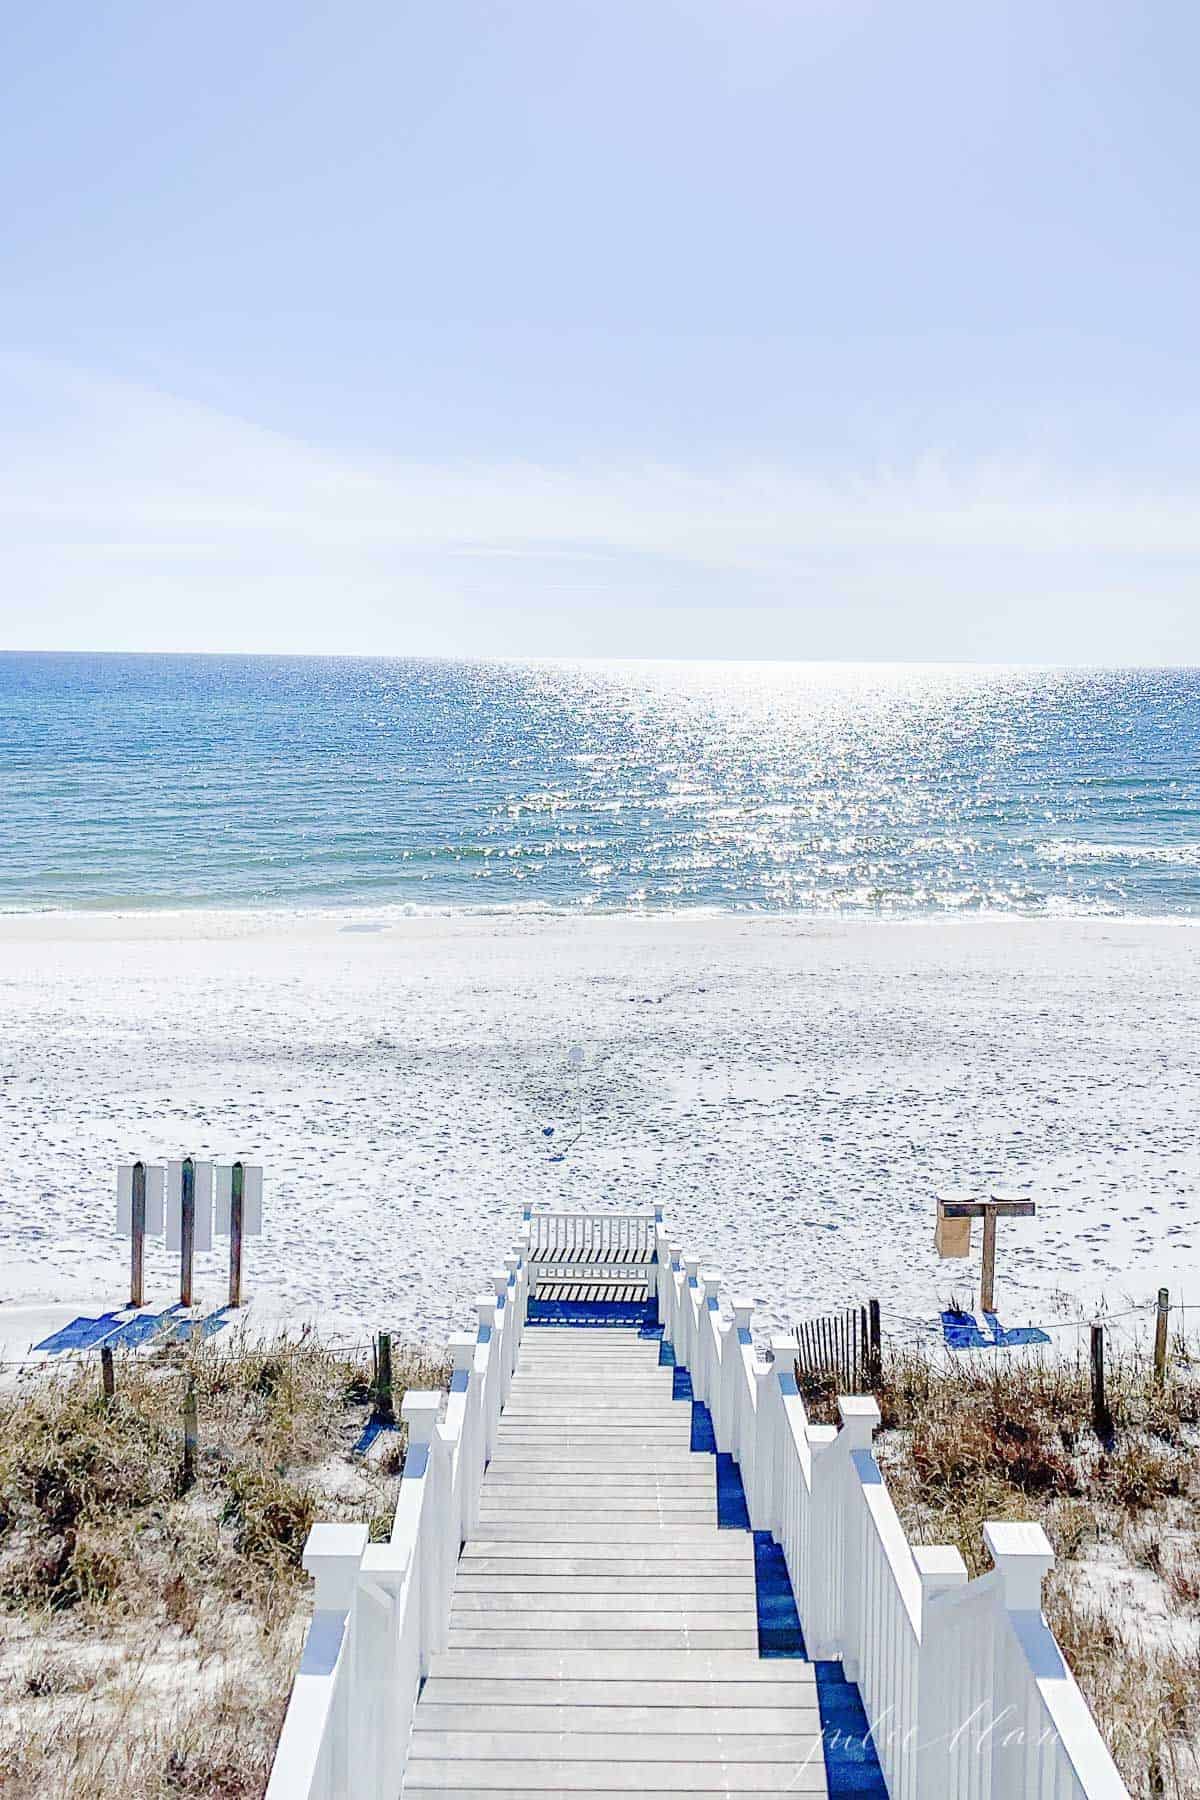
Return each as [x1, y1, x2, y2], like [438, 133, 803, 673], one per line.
[0, 1332, 447, 1798]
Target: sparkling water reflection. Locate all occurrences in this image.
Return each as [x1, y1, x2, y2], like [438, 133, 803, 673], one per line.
[1, 655, 1196, 915]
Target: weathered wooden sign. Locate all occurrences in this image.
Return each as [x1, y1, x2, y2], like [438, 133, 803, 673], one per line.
[936, 1189, 1036, 1313]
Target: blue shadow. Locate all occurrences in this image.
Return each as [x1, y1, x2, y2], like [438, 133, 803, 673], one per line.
[941, 1309, 992, 1349]
[101, 1305, 185, 1350]
[690, 1398, 716, 1453]
[716, 1452, 750, 1529]
[36, 1302, 234, 1355]
[353, 1416, 401, 1457]
[172, 1306, 234, 1343]
[668, 1354, 714, 1449]
[526, 1299, 659, 1329]
[943, 1309, 1052, 1350]
[753, 1531, 806, 1656]
[34, 1311, 124, 1353]
[815, 1663, 889, 1796]
[982, 1312, 1052, 1348]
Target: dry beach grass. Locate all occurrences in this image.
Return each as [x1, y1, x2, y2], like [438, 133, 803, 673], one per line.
[0, 1332, 448, 1799]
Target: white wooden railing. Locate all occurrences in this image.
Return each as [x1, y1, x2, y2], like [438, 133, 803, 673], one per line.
[266, 1207, 1130, 1799]
[264, 1250, 529, 1800]
[652, 1212, 1131, 1800]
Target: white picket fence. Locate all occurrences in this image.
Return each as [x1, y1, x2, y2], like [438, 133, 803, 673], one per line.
[265, 1210, 1130, 1800]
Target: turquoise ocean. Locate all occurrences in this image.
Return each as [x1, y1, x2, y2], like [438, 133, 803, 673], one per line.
[1, 654, 1196, 916]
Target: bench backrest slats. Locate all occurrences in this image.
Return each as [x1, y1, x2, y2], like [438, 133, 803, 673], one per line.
[529, 1211, 654, 1264]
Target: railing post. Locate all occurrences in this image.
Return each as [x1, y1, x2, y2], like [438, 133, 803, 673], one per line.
[682, 1256, 701, 1368]
[750, 1358, 773, 1529]
[984, 1519, 1054, 1612]
[767, 1332, 799, 1542]
[447, 1330, 479, 1540]
[666, 1242, 683, 1348]
[475, 1293, 500, 1461]
[729, 1296, 754, 1464]
[504, 1252, 522, 1349]
[837, 1396, 881, 1680]
[304, 1519, 368, 1611]
[491, 1270, 512, 1401]
[400, 1391, 442, 1675]
[302, 1522, 369, 1800]
[653, 1205, 667, 1321]
[354, 1541, 410, 1800]
[914, 1545, 969, 1798]
[984, 1521, 1056, 1800]
[699, 1269, 723, 1411]
[431, 1416, 459, 1653]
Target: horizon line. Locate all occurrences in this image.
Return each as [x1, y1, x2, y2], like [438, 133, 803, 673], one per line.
[3, 649, 1198, 672]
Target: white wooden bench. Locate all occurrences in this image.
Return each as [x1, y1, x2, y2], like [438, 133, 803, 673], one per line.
[524, 1209, 656, 1300]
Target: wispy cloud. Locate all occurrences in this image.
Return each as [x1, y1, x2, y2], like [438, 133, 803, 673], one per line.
[1, 355, 1196, 658]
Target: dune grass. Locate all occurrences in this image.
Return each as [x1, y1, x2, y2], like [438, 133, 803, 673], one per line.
[0, 1331, 448, 1799]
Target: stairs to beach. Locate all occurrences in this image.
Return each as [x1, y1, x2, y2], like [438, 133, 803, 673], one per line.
[402, 1327, 828, 1799]
[267, 1212, 1132, 1800]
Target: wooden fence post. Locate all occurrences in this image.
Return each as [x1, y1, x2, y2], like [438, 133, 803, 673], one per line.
[1090, 1320, 1111, 1438]
[180, 1156, 195, 1309]
[1153, 1288, 1169, 1388]
[375, 1333, 395, 1424]
[100, 1346, 115, 1405]
[868, 1298, 882, 1388]
[130, 1160, 146, 1308]
[229, 1159, 245, 1308]
[182, 1382, 198, 1491]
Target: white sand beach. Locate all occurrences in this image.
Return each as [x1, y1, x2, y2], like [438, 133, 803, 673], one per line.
[1, 909, 1198, 1348]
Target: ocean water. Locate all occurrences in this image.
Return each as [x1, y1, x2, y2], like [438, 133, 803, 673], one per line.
[1, 654, 1197, 917]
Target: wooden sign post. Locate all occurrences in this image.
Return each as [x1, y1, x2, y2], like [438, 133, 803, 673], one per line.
[130, 1160, 146, 1308]
[229, 1161, 245, 1308]
[117, 1162, 165, 1305]
[180, 1156, 195, 1308]
[937, 1191, 1036, 1313]
[166, 1159, 214, 1310]
[215, 1162, 263, 1307]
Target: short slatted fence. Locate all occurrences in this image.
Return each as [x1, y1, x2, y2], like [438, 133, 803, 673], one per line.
[795, 1299, 881, 1392]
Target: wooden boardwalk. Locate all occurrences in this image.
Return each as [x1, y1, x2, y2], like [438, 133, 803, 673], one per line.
[403, 1327, 826, 1798]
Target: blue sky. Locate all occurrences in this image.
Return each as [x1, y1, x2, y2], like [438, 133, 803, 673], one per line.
[2, 1, 1198, 659]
